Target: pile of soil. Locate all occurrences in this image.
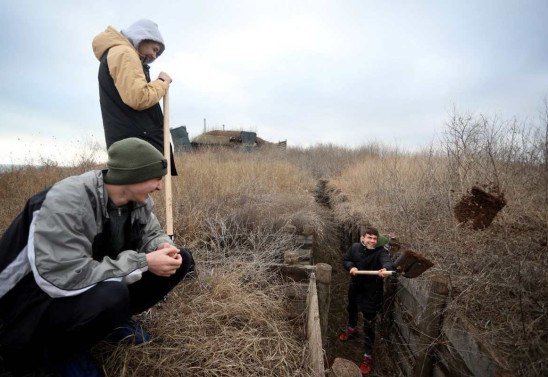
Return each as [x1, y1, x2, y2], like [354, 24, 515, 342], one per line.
[453, 185, 506, 229]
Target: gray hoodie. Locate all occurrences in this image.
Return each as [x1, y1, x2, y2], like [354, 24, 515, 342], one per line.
[121, 18, 165, 58]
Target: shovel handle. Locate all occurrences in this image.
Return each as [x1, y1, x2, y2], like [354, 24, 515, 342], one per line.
[354, 270, 396, 276]
[163, 89, 173, 239]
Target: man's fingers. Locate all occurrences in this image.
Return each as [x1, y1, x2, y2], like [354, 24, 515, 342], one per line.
[159, 245, 179, 257]
[168, 248, 181, 258]
[163, 254, 182, 270]
[158, 242, 175, 250]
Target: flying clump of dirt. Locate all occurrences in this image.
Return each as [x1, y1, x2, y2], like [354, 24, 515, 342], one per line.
[454, 184, 506, 230]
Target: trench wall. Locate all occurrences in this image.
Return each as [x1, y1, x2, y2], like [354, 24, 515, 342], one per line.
[280, 180, 514, 376]
[340, 224, 513, 377]
[279, 228, 330, 377]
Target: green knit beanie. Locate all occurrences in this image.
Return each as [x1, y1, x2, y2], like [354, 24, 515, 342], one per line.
[377, 234, 390, 248]
[104, 138, 167, 185]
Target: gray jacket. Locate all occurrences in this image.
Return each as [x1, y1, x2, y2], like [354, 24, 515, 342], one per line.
[0, 170, 172, 299]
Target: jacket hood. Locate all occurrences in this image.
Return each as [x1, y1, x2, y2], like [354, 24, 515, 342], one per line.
[121, 19, 165, 57]
[92, 26, 133, 60]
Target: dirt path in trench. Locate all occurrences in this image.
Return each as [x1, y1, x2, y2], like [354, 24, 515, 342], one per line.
[313, 180, 402, 376]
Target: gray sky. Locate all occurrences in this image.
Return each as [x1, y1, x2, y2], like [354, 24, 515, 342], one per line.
[1, 0, 547, 165]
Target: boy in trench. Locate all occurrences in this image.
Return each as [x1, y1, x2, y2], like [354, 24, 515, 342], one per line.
[339, 226, 394, 375]
[0, 138, 194, 376]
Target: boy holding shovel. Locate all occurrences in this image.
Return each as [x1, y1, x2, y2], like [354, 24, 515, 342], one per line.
[339, 226, 394, 375]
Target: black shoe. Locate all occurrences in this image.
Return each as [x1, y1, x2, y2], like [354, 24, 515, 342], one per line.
[107, 320, 152, 344]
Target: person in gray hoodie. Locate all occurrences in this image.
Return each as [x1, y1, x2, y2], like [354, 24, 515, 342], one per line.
[0, 138, 194, 376]
[92, 19, 177, 175]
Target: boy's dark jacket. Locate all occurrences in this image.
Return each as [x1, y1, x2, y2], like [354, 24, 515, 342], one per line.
[343, 242, 394, 313]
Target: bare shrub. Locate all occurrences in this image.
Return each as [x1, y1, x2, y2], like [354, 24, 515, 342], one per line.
[329, 108, 547, 376]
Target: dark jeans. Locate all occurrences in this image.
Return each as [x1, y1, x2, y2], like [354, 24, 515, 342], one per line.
[347, 288, 379, 355]
[2, 249, 194, 372]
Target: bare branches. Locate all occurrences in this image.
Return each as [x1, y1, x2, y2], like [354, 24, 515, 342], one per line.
[330, 108, 547, 376]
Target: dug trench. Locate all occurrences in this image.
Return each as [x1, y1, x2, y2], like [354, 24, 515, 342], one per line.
[312, 179, 401, 376]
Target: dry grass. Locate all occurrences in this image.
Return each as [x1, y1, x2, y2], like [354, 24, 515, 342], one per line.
[329, 111, 547, 376]
[95, 271, 310, 377]
[1, 148, 325, 376]
[99, 149, 326, 376]
[284, 143, 388, 180]
[152, 148, 325, 248]
[0, 164, 96, 234]
[2, 109, 545, 376]
[93, 146, 324, 376]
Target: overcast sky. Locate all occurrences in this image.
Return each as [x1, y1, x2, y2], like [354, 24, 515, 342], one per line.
[1, 0, 547, 165]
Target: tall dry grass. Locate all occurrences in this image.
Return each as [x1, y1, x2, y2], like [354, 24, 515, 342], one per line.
[1, 147, 327, 376]
[100, 148, 330, 376]
[0, 140, 105, 234]
[0, 164, 98, 234]
[284, 142, 389, 180]
[96, 269, 310, 376]
[330, 109, 547, 376]
[151, 148, 325, 246]
[2, 108, 545, 375]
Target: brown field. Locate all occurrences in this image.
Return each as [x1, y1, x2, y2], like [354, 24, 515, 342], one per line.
[0, 110, 546, 376]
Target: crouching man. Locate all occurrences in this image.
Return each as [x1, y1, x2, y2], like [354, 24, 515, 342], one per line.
[0, 138, 194, 376]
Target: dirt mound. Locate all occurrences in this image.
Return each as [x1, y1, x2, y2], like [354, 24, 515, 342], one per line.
[454, 185, 506, 229]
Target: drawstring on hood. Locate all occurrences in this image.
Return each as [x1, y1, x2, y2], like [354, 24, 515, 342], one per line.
[121, 19, 165, 62]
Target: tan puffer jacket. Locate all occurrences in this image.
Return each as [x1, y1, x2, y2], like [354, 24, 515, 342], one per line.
[92, 26, 168, 110]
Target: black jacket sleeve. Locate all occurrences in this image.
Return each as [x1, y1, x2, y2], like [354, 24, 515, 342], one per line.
[379, 248, 395, 270]
[343, 244, 355, 271]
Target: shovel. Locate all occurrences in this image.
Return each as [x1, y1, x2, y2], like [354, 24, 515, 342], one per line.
[163, 88, 173, 240]
[354, 249, 433, 278]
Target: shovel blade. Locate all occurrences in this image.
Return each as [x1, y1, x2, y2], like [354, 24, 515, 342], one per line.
[394, 249, 433, 278]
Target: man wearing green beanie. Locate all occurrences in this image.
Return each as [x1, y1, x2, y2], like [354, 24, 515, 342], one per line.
[0, 138, 194, 377]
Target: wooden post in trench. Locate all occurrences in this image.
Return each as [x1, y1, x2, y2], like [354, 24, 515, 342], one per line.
[315, 263, 332, 347]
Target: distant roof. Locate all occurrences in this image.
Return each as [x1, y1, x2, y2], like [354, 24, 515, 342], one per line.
[192, 130, 269, 145]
